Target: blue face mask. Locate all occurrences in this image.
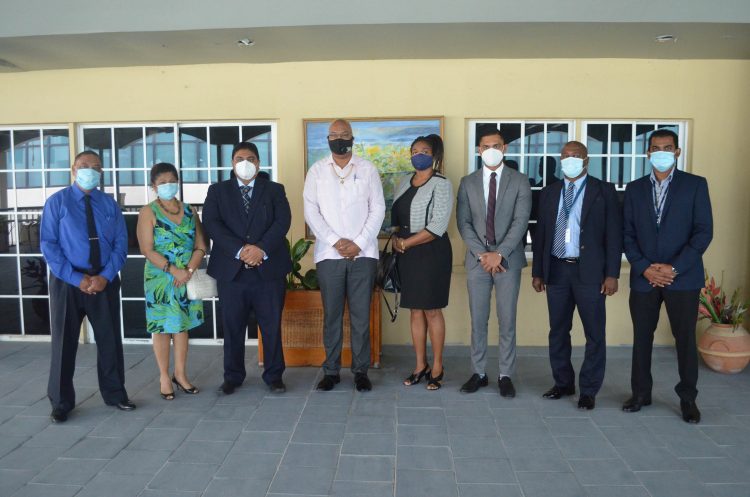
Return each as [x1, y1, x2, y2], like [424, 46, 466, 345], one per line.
[75, 168, 101, 190]
[561, 157, 585, 179]
[411, 153, 433, 171]
[156, 182, 179, 200]
[649, 151, 676, 172]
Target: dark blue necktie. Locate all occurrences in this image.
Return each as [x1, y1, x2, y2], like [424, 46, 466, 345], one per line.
[240, 185, 252, 214]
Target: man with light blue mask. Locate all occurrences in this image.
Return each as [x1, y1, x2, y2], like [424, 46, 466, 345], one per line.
[40, 150, 133, 423]
[622, 129, 713, 423]
[532, 141, 622, 410]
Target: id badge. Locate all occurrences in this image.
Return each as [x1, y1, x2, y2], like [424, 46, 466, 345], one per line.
[565, 228, 571, 244]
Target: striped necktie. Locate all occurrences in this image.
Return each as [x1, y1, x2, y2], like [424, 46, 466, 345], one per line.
[552, 182, 575, 258]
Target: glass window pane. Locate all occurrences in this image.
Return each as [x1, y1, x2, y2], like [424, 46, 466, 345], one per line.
[0, 256, 19, 294]
[634, 157, 650, 180]
[609, 156, 632, 187]
[42, 129, 70, 169]
[180, 127, 207, 169]
[23, 298, 49, 335]
[46, 170, 71, 187]
[0, 173, 14, 210]
[181, 169, 208, 184]
[635, 124, 655, 154]
[523, 123, 545, 155]
[611, 124, 632, 155]
[547, 124, 569, 156]
[586, 124, 608, 155]
[242, 127, 272, 165]
[499, 123, 522, 155]
[121, 257, 144, 298]
[0, 215, 16, 255]
[114, 128, 144, 169]
[123, 213, 140, 255]
[20, 256, 47, 296]
[82, 128, 113, 168]
[18, 213, 41, 254]
[15, 171, 45, 208]
[145, 127, 175, 167]
[0, 130, 12, 172]
[0, 298, 21, 334]
[13, 130, 42, 170]
[123, 300, 148, 339]
[209, 126, 239, 168]
[588, 156, 607, 181]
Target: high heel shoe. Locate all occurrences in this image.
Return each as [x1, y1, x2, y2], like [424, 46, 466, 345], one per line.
[426, 368, 444, 391]
[160, 389, 175, 400]
[403, 364, 430, 386]
[172, 376, 199, 394]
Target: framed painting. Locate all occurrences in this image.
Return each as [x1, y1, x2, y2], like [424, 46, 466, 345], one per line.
[304, 116, 444, 238]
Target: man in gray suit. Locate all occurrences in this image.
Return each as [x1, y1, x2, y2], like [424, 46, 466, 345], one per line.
[456, 127, 532, 397]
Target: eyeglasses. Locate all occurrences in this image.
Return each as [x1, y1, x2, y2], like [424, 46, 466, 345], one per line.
[328, 133, 352, 140]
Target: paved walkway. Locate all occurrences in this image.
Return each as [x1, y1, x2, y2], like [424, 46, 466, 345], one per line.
[0, 342, 749, 497]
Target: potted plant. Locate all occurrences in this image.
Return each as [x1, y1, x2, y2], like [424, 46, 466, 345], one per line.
[697, 271, 750, 374]
[258, 238, 381, 367]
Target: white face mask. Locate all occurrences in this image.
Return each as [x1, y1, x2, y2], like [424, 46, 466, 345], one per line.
[234, 160, 258, 181]
[481, 148, 504, 168]
[561, 157, 585, 179]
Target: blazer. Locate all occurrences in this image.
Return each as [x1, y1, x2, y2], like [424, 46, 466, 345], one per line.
[202, 176, 292, 282]
[392, 173, 453, 236]
[623, 169, 713, 292]
[531, 175, 623, 285]
[456, 166, 532, 271]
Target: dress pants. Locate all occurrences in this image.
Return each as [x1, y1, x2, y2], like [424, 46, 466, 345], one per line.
[546, 258, 607, 396]
[48, 274, 128, 413]
[317, 257, 377, 376]
[629, 287, 700, 402]
[218, 268, 286, 385]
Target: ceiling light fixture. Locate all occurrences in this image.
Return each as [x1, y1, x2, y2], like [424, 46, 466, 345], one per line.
[655, 34, 677, 43]
[237, 38, 255, 47]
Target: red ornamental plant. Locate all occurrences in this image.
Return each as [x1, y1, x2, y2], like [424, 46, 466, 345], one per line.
[698, 271, 748, 329]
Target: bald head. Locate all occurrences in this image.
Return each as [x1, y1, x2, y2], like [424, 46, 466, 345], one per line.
[329, 119, 353, 137]
[561, 141, 588, 159]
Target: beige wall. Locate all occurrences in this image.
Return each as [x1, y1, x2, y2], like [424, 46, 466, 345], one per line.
[1, 58, 748, 346]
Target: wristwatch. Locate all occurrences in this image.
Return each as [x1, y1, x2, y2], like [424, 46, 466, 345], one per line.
[187, 267, 195, 275]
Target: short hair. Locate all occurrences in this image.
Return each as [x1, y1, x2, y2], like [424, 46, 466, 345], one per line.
[74, 150, 100, 162]
[150, 162, 178, 185]
[647, 129, 679, 150]
[476, 126, 505, 146]
[410, 134, 444, 173]
[231, 142, 260, 160]
[329, 119, 353, 135]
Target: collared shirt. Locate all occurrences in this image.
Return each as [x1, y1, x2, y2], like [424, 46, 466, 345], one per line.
[556, 174, 587, 258]
[649, 167, 675, 226]
[303, 154, 386, 263]
[234, 177, 267, 260]
[482, 164, 504, 205]
[40, 185, 128, 286]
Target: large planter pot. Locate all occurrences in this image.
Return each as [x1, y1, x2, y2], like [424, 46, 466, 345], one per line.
[258, 289, 382, 368]
[698, 323, 750, 374]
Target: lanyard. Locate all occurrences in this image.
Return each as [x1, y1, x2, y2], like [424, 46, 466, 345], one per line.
[652, 179, 669, 225]
[562, 178, 587, 220]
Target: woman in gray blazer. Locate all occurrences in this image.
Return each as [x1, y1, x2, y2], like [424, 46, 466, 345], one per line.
[392, 134, 453, 390]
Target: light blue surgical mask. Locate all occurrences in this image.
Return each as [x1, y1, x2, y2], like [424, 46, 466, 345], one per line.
[75, 168, 101, 190]
[649, 151, 676, 172]
[561, 157, 585, 179]
[156, 182, 179, 200]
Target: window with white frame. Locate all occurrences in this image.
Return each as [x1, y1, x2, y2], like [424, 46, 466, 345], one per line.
[0, 126, 71, 337]
[78, 121, 278, 343]
[467, 120, 576, 250]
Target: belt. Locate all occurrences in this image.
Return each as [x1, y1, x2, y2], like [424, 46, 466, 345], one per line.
[553, 257, 579, 264]
[73, 266, 100, 276]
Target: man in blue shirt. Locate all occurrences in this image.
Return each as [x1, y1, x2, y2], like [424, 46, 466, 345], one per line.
[532, 141, 622, 410]
[40, 150, 134, 423]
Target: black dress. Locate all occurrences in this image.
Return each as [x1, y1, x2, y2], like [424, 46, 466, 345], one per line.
[391, 180, 452, 310]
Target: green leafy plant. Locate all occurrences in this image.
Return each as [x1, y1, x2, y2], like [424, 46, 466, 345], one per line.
[698, 270, 748, 329]
[286, 238, 318, 290]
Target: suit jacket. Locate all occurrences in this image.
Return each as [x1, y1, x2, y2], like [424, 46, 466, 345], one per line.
[456, 166, 532, 271]
[202, 176, 292, 282]
[531, 175, 623, 285]
[623, 169, 713, 292]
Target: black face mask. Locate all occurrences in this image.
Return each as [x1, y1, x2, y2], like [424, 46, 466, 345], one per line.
[328, 138, 354, 155]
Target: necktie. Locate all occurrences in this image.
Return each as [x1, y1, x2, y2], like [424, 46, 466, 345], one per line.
[240, 185, 252, 214]
[486, 172, 497, 245]
[552, 182, 575, 258]
[84, 195, 102, 273]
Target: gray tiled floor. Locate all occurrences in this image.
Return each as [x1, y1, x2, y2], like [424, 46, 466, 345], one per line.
[0, 342, 749, 497]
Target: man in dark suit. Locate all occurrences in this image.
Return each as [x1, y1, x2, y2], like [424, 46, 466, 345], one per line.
[622, 129, 712, 423]
[532, 141, 622, 410]
[202, 142, 292, 394]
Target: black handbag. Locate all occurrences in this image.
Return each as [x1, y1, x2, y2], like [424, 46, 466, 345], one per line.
[376, 234, 400, 322]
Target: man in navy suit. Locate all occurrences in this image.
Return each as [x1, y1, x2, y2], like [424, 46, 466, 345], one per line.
[202, 142, 292, 395]
[532, 141, 622, 410]
[622, 129, 713, 423]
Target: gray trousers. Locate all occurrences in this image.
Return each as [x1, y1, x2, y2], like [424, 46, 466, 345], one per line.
[317, 257, 377, 375]
[467, 265, 522, 377]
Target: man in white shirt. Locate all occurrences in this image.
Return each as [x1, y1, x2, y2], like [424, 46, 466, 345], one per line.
[303, 119, 385, 392]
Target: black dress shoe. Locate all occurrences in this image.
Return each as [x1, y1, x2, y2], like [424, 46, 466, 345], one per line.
[219, 381, 238, 395]
[542, 385, 576, 399]
[680, 400, 701, 424]
[316, 374, 341, 391]
[460, 374, 489, 393]
[354, 373, 372, 392]
[498, 377, 516, 398]
[269, 379, 286, 394]
[50, 408, 68, 423]
[115, 400, 136, 411]
[578, 395, 596, 410]
[622, 396, 652, 413]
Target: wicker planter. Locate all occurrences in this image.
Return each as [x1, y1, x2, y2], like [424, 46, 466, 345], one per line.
[698, 323, 750, 374]
[258, 289, 381, 368]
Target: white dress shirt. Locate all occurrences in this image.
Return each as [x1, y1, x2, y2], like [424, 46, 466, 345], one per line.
[482, 164, 504, 205]
[303, 154, 385, 263]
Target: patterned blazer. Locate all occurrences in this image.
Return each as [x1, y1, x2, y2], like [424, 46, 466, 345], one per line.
[392, 173, 453, 236]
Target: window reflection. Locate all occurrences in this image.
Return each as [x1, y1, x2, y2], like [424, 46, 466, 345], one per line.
[587, 156, 607, 181]
[18, 213, 41, 254]
[145, 127, 175, 166]
[587, 124, 608, 155]
[524, 123, 545, 155]
[43, 130, 70, 169]
[611, 124, 632, 155]
[83, 128, 113, 168]
[20, 256, 47, 295]
[209, 126, 239, 168]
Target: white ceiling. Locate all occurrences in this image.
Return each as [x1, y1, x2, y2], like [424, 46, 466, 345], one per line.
[0, 1, 748, 72]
